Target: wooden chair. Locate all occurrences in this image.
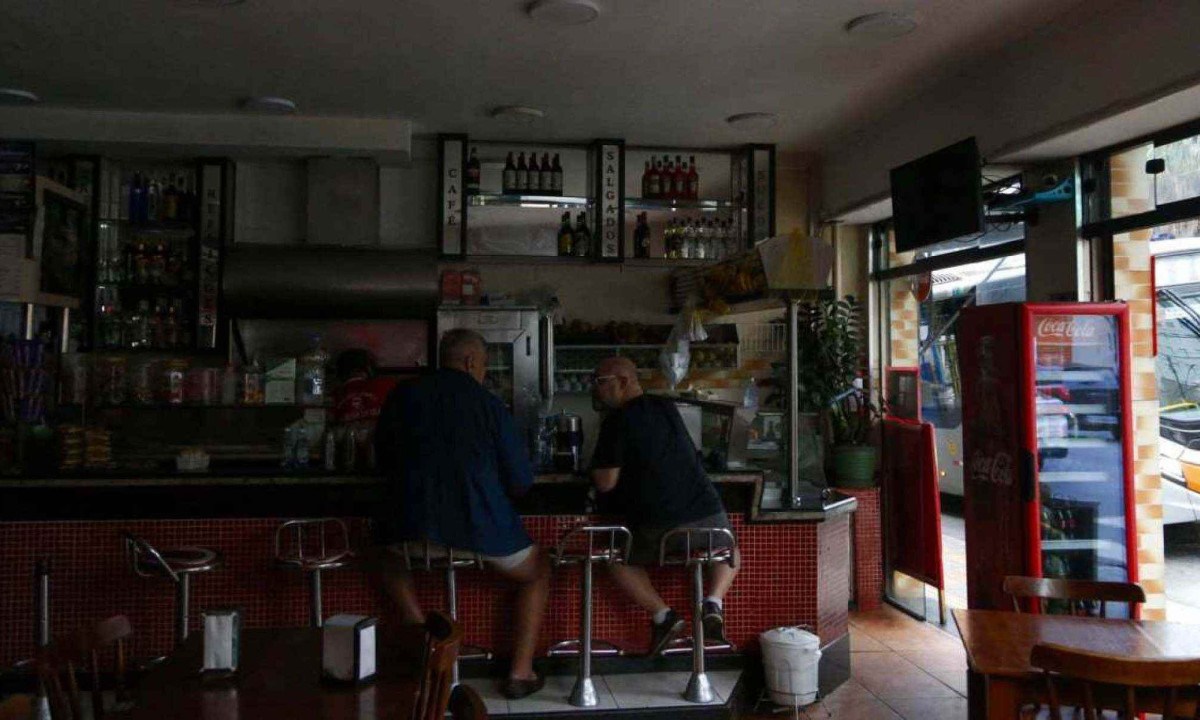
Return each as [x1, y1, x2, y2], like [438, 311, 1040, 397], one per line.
[449, 684, 489, 720]
[0, 694, 34, 720]
[1003, 575, 1145, 617]
[1032, 642, 1200, 719]
[412, 611, 463, 720]
[37, 615, 133, 720]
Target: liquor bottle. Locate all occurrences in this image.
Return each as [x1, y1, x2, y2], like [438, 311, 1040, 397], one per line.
[149, 300, 165, 349]
[163, 176, 179, 221]
[551, 153, 563, 195]
[641, 160, 652, 198]
[502, 152, 517, 194]
[176, 174, 191, 223]
[694, 217, 708, 260]
[647, 160, 661, 199]
[164, 301, 180, 348]
[664, 218, 677, 258]
[557, 212, 574, 256]
[633, 212, 651, 259]
[539, 153, 553, 194]
[573, 213, 592, 257]
[130, 173, 145, 224]
[687, 155, 700, 199]
[516, 152, 528, 193]
[132, 241, 149, 284]
[664, 157, 676, 199]
[146, 175, 161, 222]
[682, 218, 697, 259]
[707, 219, 720, 260]
[466, 147, 481, 195]
[525, 150, 538, 192]
[673, 155, 686, 199]
[151, 240, 167, 284]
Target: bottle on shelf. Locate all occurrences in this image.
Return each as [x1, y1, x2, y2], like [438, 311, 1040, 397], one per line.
[674, 155, 686, 200]
[515, 152, 528, 194]
[573, 212, 592, 258]
[654, 158, 665, 199]
[466, 147, 481, 195]
[146, 175, 161, 223]
[148, 299, 165, 349]
[164, 301, 181, 348]
[647, 159, 661, 199]
[682, 218, 697, 259]
[633, 212, 651, 259]
[663, 218, 678, 258]
[524, 150, 538, 192]
[503, 152, 517, 194]
[694, 218, 708, 260]
[687, 155, 700, 199]
[663, 156, 676, 199]
[539, 153, 552, 195]
[298, 335, 330, 406]
[177, 173, 192, 223]
[130, 173, 146, 224]
[557, 212, 574, 256]
[551, 153, 563, 195]
[163, 176, 179, 221]
[641, 161, 652, 199]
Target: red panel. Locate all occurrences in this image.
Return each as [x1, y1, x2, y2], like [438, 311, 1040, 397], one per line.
[884, 366, 921, 423]
[880, 420, 943, 588]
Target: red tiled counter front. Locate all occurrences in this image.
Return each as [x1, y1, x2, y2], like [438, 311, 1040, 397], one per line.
[838, 487, 882, 611]
[0, 512, 852, 667]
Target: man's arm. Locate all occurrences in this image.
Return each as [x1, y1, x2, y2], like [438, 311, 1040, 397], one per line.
[590, 411, 624, 494]
[495, 403, 535, 498]
[592, 467, 621, 493]
[373, 385, 405, 477]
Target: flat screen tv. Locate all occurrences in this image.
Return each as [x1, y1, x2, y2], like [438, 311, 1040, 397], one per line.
[889, 137, 984, 253]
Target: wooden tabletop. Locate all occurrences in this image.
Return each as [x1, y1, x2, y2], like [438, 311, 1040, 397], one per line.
[953, 608, 1200, 679]
[129, 628, 420, 719]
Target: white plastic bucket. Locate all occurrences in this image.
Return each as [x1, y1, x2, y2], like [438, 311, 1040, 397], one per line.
[760, 626, 821, 707]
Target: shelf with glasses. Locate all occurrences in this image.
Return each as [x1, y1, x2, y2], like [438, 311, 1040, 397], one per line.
[625, 198, 741, 212]
[1038, 438, 1114, 449]
[468, 193, 590, 208]
[1041, 538, 1125, 556]
[1036, 370, 1111, 383]
[1037, 403, 1109, 415]
[1039, 471, 1111, 483]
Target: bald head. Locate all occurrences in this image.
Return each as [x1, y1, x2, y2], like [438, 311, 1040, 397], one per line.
[592, 355, 643, 410]
[440, 328, 487, 383]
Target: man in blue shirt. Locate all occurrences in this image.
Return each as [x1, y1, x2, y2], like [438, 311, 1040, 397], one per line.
[375, 328, 549, 699]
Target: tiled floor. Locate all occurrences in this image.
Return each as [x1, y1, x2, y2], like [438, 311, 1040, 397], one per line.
[462, 668, 744, 715]
[753, 604, 968, 719]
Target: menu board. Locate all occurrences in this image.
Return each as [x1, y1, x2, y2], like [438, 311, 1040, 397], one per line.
[0, 142, 34, 237]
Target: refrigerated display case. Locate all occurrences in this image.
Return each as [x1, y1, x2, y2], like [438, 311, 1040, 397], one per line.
[960, 302, 1137, 616]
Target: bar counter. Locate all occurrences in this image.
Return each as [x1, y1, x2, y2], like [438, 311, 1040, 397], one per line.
[0, 468, 858, 692]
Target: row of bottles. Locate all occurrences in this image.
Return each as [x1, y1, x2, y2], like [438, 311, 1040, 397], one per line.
[491, 150, 565, 196]
[632, 215, 739, 260]
[98, 233, 193, 287]
[94, 290, 192, 351]
[640, 154, 700, 200]
[123, 171, 197, 225]
[556, 212, 593, 257]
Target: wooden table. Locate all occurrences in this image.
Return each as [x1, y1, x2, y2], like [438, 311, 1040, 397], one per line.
[129, 628, 420, 719]
[953, 608, 1200, 720]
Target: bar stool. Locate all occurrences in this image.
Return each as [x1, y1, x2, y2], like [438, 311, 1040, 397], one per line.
[659, 527, 738, 704]
[396, 541, 492, 685]
[548, 524, 633, 708]
[122, 532, 223, 647]
[274, 518, 354, 628]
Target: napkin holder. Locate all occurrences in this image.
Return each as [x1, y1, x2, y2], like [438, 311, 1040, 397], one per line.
[322, 614, 377, 683]
[201, 607, 242, 676]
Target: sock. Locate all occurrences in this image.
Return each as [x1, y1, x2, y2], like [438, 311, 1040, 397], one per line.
[652, 607, 672, 625]
[704, 596, 724, 610]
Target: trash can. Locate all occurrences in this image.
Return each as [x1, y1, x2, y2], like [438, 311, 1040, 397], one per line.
[760, 626, 821, 707]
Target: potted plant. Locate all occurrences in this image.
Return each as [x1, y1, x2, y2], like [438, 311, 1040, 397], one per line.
[829, 388, 880, 488]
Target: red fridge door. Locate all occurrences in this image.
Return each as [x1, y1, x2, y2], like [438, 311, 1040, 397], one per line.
[960, 303, 1029, 610]
[1022, 303, 1138, 614]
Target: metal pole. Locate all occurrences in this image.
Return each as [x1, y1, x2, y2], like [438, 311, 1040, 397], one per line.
[684, 562, 714, 703]
[446, 565, 460, 686]
[35, 559, 49, 648]
[176, 574, 190, 645]
[310, 570, 324, 628]
[569, 559, 598, 707]
[786, 295, 802, 508]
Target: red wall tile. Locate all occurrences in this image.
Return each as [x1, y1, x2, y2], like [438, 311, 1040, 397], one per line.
[838, 489, 883, 611]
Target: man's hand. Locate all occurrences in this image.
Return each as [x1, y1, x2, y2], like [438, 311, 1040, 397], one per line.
[592, 467, 620, 493]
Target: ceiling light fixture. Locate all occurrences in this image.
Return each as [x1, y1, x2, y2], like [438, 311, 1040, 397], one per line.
[0, 88, 40, 105]
[176, 0, 246, 6]
[726, 112, 778, 132]
[526, 0, 601, 26]
[241, 96, 297, 114]
[844, 11, 918, 40]
[490, 105, 546, 122]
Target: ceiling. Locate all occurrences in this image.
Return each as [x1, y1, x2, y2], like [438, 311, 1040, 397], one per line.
[1, 0, 1086, 151]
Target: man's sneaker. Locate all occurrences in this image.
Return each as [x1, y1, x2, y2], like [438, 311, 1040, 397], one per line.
[648, 609, 685, 657]
[702, 601, 727, 645]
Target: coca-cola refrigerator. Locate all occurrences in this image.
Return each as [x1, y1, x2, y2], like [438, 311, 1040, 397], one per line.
[959, 302, 1137, 615]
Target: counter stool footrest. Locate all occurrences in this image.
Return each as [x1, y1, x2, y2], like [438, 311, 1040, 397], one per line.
[546, 638, 625, 657]
[661, 637, 736, 655]
[459, 644, 493, 661]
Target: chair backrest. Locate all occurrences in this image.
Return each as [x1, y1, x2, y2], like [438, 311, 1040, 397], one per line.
[122, 532, 179, 582]
[0, 694, 34, 720]
[1003, 575, 1145, 617]
[1032, 642, 1200, 720]
[658, 527, 738, 568]
[552, 524, 632, 565]
[412, 611, 463, 720]
[449, 684, 488, 720]
[274, 518, 351, 564]
[38, 615, 133, 720]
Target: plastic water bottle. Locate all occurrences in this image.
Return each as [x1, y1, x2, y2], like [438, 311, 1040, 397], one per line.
[298, 335, 329, 406]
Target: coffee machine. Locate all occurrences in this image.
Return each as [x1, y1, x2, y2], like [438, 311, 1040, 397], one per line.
[553, 413, 584, 474]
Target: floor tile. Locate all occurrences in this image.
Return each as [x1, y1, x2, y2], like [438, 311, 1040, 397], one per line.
[606, 670, 723, 708]
[921, 665, 969, 697]
[458, 678, 510, 715]
[506, 674, 617, 714]
[881, 696, 969, 720]
[708, 669, 742, 702]
[850, 652, 960, 701]
[800, 680, 902, 719]
[850, 629, 889, 653]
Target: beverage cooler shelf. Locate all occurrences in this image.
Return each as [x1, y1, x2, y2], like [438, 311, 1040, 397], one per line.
[1042, 538, 1126, 556]
[1038, 438, 1113, 448]
[468, 193, 590, 208]
[1037, 403, 1108, 415]
[1037, 370, 1110, 382]
[1039, 471, 1111, 483]
[625, 197, 741, 212]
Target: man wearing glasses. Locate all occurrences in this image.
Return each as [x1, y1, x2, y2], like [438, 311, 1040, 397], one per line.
[590, 356, 739, 656]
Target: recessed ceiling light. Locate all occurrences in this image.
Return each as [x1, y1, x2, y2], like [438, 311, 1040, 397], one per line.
[490, 105, 546, 122]
[527, 0, 601, 26]
[241, 96, 297, 113]
[726, 112, 778, 132]
[845, 12, 918, 40]
[0, 88, 39, 105]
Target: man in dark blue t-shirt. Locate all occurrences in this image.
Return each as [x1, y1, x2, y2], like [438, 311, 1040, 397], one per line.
[375, 329, 549, 699]
[590, 356, 739, 656]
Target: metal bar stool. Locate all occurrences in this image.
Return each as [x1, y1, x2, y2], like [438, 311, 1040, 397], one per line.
[397, 541, 493, 686]
[122, 532, 223, 646]
[274, 518, 354, 628]
[549, 524, 633, 708]
[659, 527, 738, 704]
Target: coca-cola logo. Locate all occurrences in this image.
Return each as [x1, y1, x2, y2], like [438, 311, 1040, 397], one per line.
[1037, 317, 1097, 340]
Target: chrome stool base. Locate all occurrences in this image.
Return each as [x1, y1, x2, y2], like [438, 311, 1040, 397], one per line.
[547, 638, 623, 658]
[460, 643, 493, 661]
[661, 637, 735, 656]
[569, 676, 600, 708]
[684, 671, 716, 704]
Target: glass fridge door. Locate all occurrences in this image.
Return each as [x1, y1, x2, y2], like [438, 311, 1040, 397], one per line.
[484, 342, 516, 412]
[1031, 312, 1130, 610]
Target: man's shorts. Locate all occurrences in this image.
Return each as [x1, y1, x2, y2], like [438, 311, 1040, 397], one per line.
[387, 540, 535, 573]
[628, 511, 735, 566]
